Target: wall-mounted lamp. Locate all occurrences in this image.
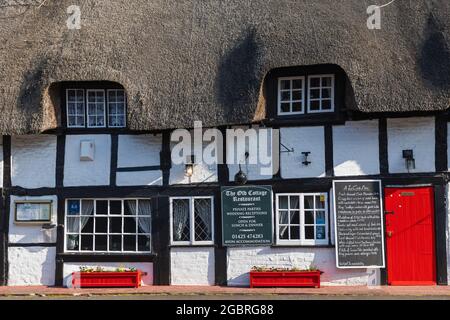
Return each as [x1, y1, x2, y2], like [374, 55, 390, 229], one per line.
[402, 149, 415, 172]
[302, 152, 311, 166]
[184, 155, 195, 177]
[234, 164, 248, 185]
[234, 151, 249, 185]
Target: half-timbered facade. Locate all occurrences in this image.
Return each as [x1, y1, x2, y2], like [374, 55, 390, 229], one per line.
[0, 0, 449, 287]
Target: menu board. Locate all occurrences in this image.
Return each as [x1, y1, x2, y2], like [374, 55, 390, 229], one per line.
[221, 185, 273, 246]
[333, 180, 385, 268]
[15, 202, 52, 222]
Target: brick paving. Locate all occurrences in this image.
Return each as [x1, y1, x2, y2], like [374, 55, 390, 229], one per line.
[0, 285, 449, 297]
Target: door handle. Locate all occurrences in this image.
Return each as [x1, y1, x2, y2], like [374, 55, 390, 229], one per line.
[384, 211, 394, 215]
[387, 231, 393, 237]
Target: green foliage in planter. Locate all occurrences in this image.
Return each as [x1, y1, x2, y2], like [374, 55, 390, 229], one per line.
[251, 265, 321, 272]
[79, 265, 137, 272]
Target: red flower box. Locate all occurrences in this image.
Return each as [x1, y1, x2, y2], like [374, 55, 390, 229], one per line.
[72, 271, 142, 288]
[249, 271, 322, 288]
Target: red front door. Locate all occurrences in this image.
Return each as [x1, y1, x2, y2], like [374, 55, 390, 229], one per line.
[384, 187, 436, 285]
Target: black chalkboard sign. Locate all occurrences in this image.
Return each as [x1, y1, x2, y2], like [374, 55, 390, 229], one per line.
[333, 180, 385, 268]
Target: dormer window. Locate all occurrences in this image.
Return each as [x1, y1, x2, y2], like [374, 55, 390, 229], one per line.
[278, 77, 305, 115]
[277, 74, 335, 116]
[307, 74, 334, 113]
[66, 88, 126, 128]
[86, 89, 106, 127]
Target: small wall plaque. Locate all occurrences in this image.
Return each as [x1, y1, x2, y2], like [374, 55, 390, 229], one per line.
[15, 201, 52, 224]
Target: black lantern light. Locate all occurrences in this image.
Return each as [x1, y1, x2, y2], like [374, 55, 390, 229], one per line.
[234, 151, 249, 185]
[234, 164, 248, 185]
[402, 149, 415, 172]
[184, 155, 195, 177]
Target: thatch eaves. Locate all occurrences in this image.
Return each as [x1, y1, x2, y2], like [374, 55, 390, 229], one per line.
[0, 0, 449, 134]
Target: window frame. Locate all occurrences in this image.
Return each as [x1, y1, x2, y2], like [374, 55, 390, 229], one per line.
[277, 76, 306, 116]
[64, 198, 152, 253]
[276, 73, 336, 117]
[86, 89, 107, 128]
[65, 88, 127, 129]
[66, 89, 86, 128]
[275, 193, 329, 246]
[307, 74, 335, 114]
[169, 196, 215, 246]
[107, 89, 127, 128]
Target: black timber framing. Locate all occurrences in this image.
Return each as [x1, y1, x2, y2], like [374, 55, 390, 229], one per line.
[434, 183, 448, 285]
[57, 253, 155, 263]
[151, 196, 170, 285]
[161, 131, 172, 186]
[0, 136, 11, 285]
[55, 134, 66, 286]
[324, 124, 334, 177]
[8, 243, 56, 247]
[379, 118, 389, 175]
[3, 112, 450, 288]
[215, 127, 228, 286]
[110, 133, 118, 187]
[435, 115, 448, 172]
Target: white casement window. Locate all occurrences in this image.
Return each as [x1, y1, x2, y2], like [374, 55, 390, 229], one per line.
[307, 74, 334, 113]
[87, 89, 106, 127]
[107, 89, 126, 127]
[277, 77, 305, 115]
[275, 193, 328, 246]
[170, 197, 214, 245]
[65, 199, 152, 253]
[66, 88, 127, 128]
[66, 89, 85, 128]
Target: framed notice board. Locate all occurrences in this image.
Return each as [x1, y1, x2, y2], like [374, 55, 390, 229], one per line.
[221, 185, 273, 246]
[14, 201, 52, 224]
[333, 180, 385, 268]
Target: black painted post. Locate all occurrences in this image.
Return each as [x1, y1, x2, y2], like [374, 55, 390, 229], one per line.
[152, 196, 170, 285]
[1, 136, 11, 286]
[435, 115, 448, 172]
[110, 134, 118, 187]
[324, 124, 334, 177]
[434, 183, 448, 285]
[214, 188, 227, 286]
[379, 118, 389, 175]
[215, 127, 228, 286]
[161, 131, 172, 187]
[54, 134, 66, 286]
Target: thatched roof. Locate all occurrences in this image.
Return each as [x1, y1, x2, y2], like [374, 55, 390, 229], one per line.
[0, 0, 449, 134]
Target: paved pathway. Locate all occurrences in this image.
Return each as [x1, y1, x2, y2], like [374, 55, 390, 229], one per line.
[0, 285, 450, 298]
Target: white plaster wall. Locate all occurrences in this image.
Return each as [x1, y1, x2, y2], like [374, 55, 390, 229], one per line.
[9, 195, 57, 244]
[227, 126, 274, 181]
[333, 120, 380, 176]
[8, 247, 56, 286]
[63, 262, 153, 287]
[118, 134, 161, 167]
[170, 132, 218, 185]
[227, 247, 369, 287]
[116, 171, 162, 186]
[170, 247, 215, 285]
[387, 117, 435, 173]
[280, 127, 325, 179]
[11, 135, 56, 188]
[64, 135, 111, 186]
[116, 134, 162, 186]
